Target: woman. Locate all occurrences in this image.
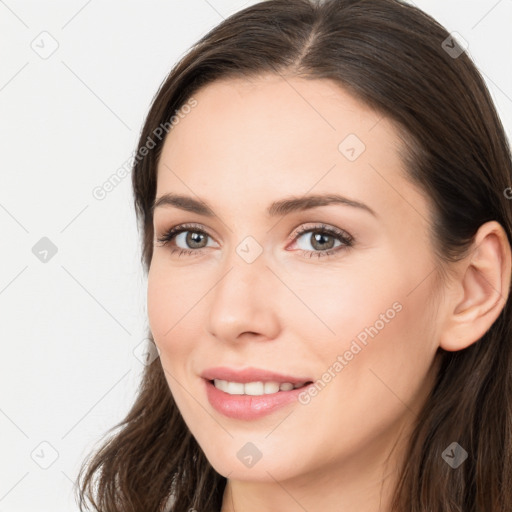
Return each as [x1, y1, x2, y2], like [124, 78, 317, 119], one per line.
[76, 0, 512, 510]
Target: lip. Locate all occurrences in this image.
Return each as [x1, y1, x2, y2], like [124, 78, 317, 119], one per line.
[200, 366, 312, 384]
[200, 366, 314, 420]
[203, 378, 312, 420]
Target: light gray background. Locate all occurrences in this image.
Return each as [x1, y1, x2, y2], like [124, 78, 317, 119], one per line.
[0, 1, 511, 510]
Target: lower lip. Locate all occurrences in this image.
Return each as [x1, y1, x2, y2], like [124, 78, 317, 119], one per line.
[204, 379, 310, 420]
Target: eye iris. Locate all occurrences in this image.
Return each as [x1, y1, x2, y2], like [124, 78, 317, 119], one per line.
[311, 232, 335, 250]
[187, 231, 207, 249]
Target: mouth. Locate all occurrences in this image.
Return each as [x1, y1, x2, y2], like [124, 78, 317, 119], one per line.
[203, 377, 315, 420]
[207, 379, 313, 396]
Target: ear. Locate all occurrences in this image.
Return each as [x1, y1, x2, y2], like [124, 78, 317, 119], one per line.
[439, 221, 511, 352]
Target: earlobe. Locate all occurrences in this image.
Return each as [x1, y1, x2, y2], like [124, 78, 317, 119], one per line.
[439, 221, 511, 352]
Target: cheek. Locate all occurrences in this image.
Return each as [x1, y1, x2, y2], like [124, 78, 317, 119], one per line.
[147, 267, 198, 410]
[147, 259, 198, 343]
[292, 259, 438, 409]
[146, 270, 168, 344]
[282, 263, 402, 363]
[147, 266, 193, 386]
[287, 293, 437, 463]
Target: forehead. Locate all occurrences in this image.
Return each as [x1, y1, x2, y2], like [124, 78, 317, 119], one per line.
[155, 74, 429, 225]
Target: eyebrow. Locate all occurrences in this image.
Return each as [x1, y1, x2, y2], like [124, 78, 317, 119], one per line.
[151, 192, 377, 218]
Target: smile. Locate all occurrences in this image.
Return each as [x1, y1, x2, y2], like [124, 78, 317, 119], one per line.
[212, 379, 309, 395]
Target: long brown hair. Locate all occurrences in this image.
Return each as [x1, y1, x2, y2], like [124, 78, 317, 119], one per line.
[76, 1, 512, 510]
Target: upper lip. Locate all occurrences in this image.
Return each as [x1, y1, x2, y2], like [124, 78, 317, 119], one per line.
[200, 366, 313, 384]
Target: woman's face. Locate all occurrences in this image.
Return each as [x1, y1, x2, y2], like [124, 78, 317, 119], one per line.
[147, 74, 443, 484]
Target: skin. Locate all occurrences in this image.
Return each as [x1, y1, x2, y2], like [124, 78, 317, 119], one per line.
[147, 73, 511, 512]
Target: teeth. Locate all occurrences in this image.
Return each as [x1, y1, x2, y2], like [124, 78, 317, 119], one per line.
[213, 379, 305, 395]
[245, 381, 264, 395]
[264, 382, 280, 394]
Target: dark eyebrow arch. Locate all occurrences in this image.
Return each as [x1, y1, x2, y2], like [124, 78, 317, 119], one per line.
[151, 193, 377, 218]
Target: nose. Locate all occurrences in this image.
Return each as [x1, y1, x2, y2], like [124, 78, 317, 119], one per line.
[205, 252, 280, 344]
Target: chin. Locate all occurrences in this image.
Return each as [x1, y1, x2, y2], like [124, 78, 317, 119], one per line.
[197, 437, 306, 483]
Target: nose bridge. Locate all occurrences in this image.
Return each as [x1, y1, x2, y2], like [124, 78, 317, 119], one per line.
[216, 224, 269, 293]
[213, 240, 268, 312]
[206, 240, 280, 341]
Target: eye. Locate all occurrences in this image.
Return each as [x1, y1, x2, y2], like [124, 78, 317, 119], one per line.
[155, 223, 216, 257]
[154, 222, 354, 259]
[290, 223, 354, 259]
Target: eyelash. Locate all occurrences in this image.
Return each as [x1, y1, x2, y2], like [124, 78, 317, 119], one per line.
[155, 222, 354, 259]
